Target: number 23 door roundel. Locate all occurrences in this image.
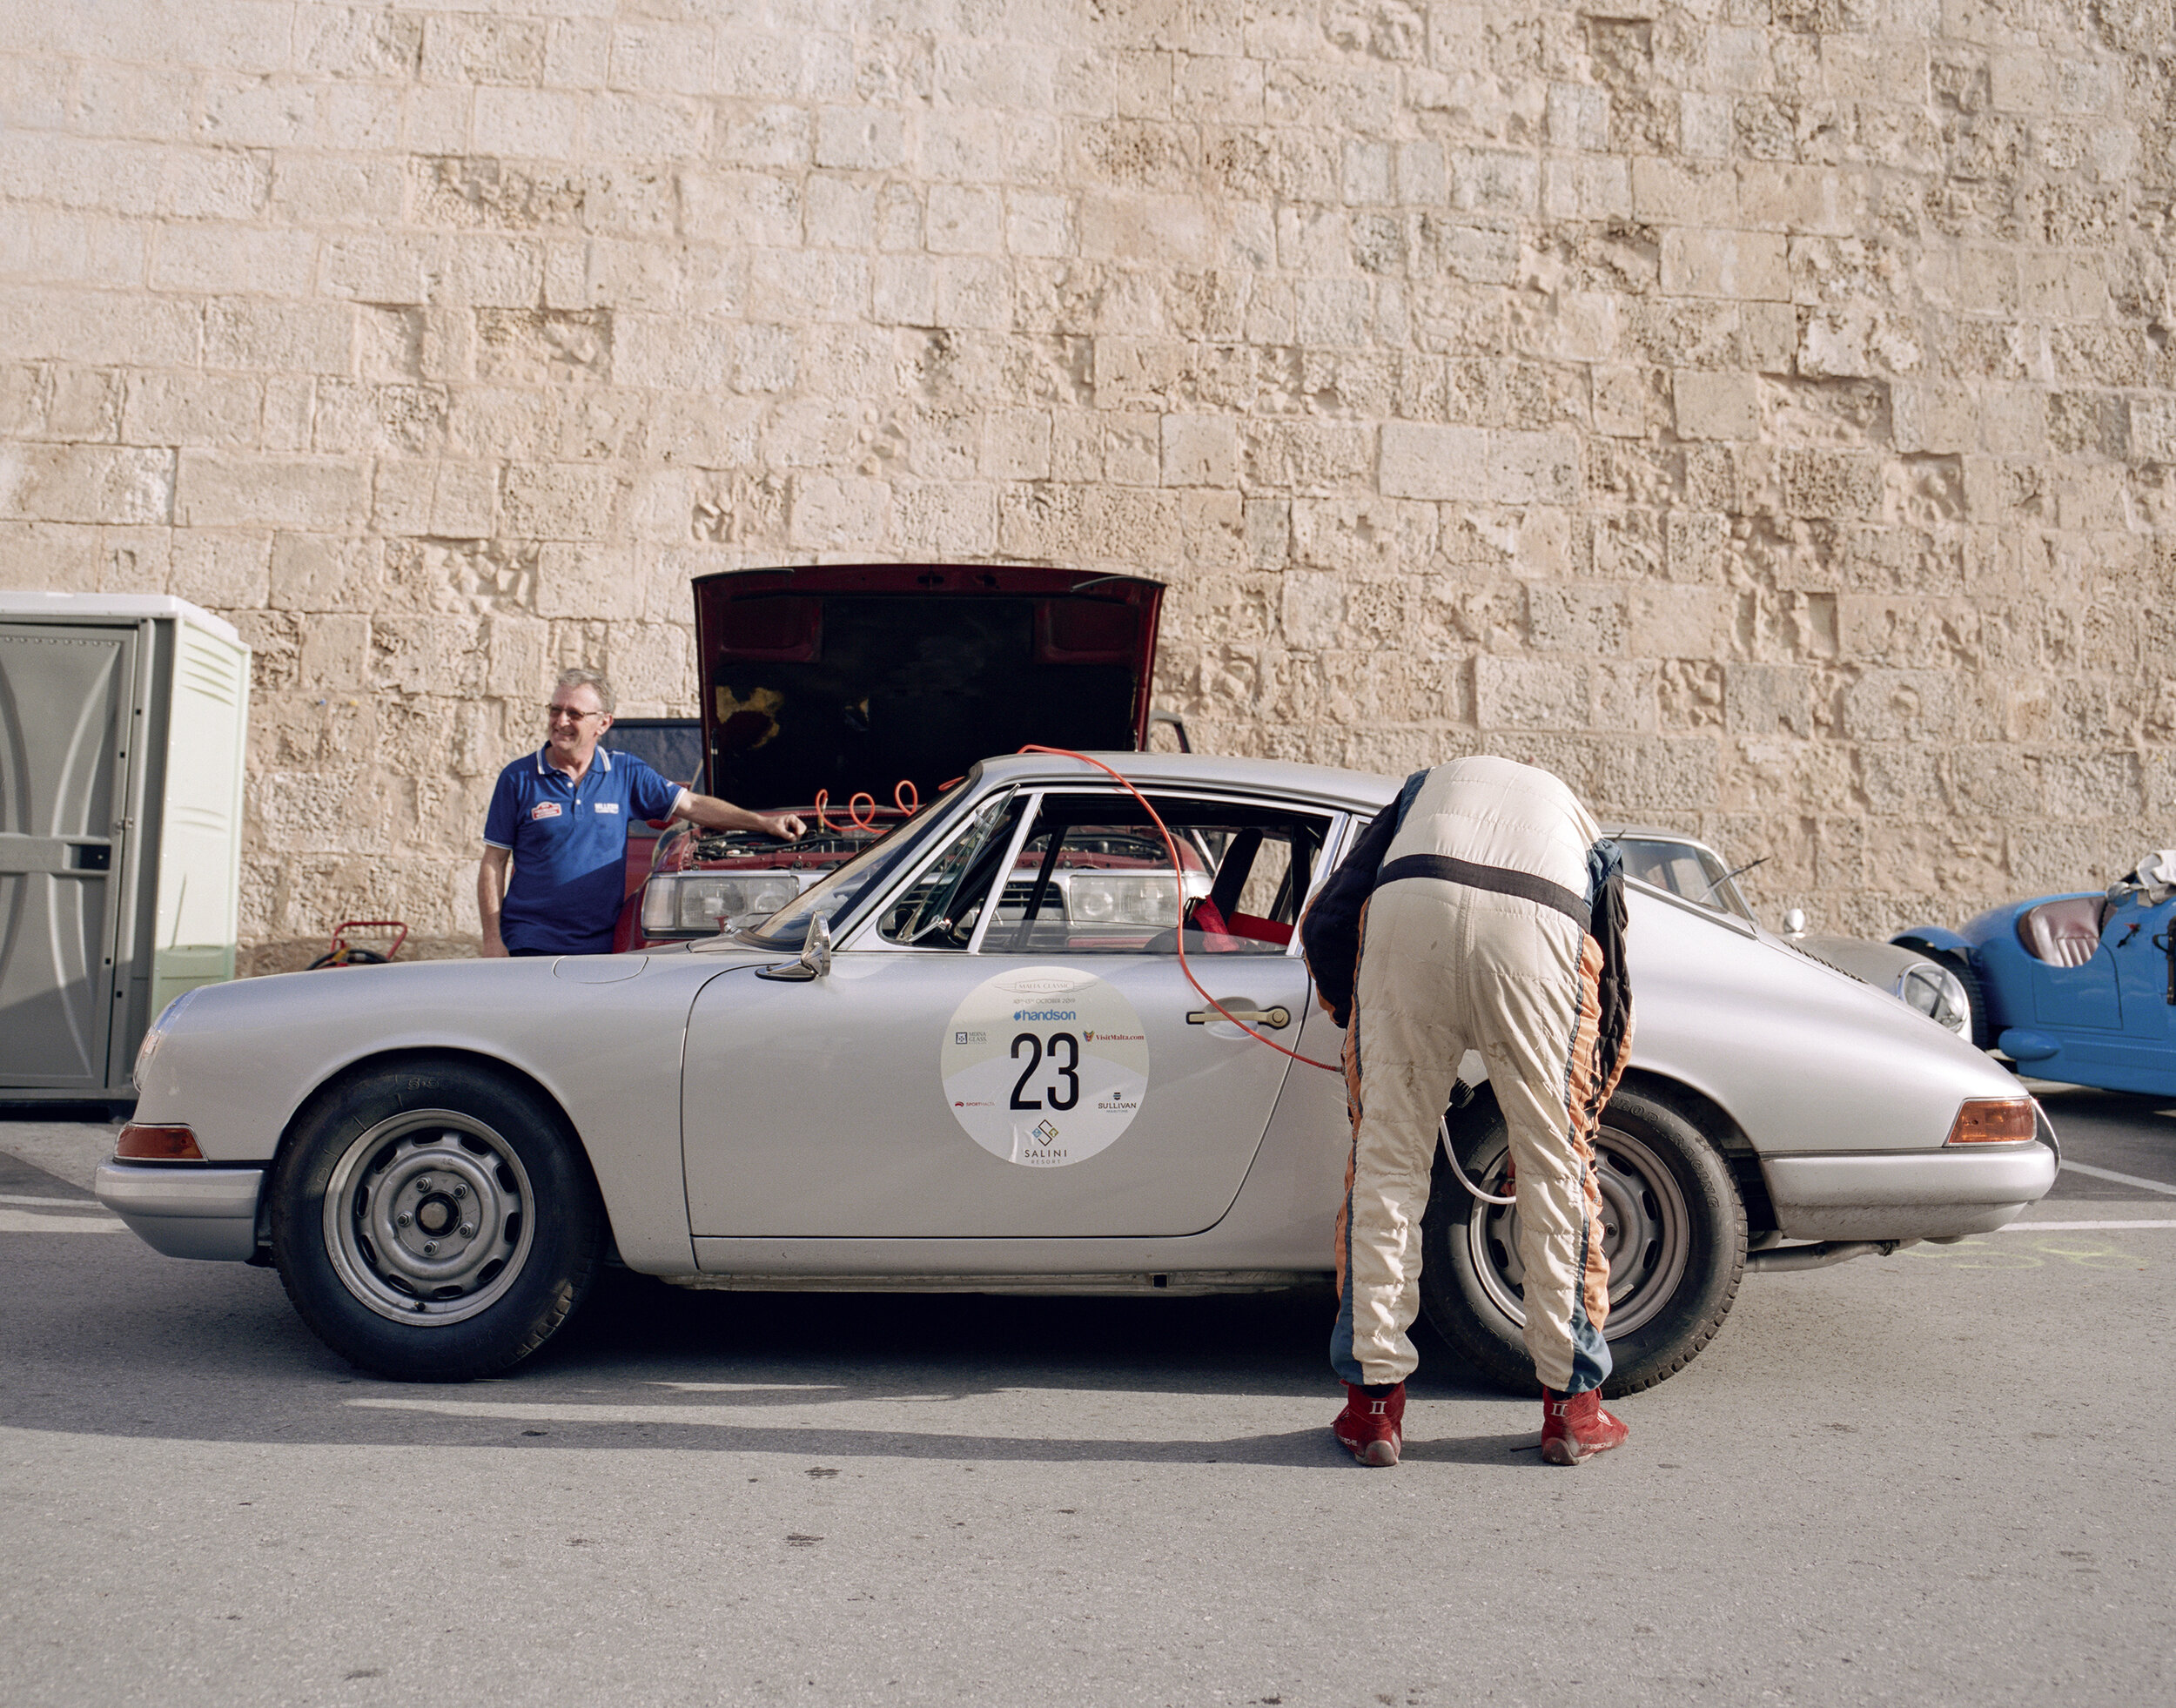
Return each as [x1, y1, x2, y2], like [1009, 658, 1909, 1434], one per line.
[940, 967, 1152, 1167]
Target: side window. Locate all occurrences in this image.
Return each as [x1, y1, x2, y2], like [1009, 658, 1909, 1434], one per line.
[981, 792, 1329, 957]
[1615, 837, 1750, 923]
[872, 794, 1025, 950]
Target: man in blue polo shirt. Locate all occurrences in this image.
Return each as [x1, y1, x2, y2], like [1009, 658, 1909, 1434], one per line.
[478, 668, 805, 957]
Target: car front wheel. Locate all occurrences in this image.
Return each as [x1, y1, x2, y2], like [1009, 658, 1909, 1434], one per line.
[1419, 1085, 1746, 1397]
[269, 1061, 604, 1382]
[1930, 951, 1992, 1049]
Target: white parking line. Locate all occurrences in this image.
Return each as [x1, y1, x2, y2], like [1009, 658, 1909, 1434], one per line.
[2000, 1220, 2176, 1232]
[0, 1193, 100, 1208]
[2059, 1160, 2176, 1196]
[0, 1208, 123, 1234]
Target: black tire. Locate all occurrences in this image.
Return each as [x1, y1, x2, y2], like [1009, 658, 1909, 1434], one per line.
[1419, 1084, 1746, 1398]
[269, 1059, 604, 1382]
[1933, 952, 1992, 1049]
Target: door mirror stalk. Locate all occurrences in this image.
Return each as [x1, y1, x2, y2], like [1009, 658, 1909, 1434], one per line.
[756, 914, 831, 982]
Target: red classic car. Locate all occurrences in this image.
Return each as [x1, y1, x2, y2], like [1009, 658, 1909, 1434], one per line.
[613, 564, 1171, 950]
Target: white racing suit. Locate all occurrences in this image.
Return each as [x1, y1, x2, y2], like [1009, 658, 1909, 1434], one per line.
[1304, 756, 1634, 1395]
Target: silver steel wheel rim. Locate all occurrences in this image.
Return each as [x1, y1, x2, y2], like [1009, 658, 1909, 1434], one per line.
[1461, 1125, 1692, 1340]
[321, 1109, 537, 1327]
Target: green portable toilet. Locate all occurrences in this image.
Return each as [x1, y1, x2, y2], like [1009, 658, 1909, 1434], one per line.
[0, 593, 250, 1107]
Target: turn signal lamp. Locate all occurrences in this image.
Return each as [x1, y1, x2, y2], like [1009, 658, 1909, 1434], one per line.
[1945, 1099, 2035, 1145]
[115, 1124, 203, 1161]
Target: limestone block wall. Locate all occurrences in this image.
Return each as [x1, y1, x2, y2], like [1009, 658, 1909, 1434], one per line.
[3, 0, 2171, 970]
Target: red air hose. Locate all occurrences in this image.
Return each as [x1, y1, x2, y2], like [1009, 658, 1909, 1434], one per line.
[1017, 745, 1341, 1073]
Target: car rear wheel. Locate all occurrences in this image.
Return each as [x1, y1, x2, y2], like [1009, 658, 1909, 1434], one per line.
[269, 1061, 603, 1382]
[1419, 1086, 1745, 1397]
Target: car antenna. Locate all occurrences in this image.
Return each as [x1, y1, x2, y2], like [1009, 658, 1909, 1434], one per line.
[1696, 854, 1769, 905]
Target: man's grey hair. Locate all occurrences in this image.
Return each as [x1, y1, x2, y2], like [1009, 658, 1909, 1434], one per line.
[554, 667, 615, 716]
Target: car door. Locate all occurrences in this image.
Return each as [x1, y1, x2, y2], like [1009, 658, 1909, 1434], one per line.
[681, 784, 1337, 1240]
[0, 622, 133, 1088]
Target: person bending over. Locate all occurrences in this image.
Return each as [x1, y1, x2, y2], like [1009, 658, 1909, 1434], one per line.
[1301, 755, 1634, 1468]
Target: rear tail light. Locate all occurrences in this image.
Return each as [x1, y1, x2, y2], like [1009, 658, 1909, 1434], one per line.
[1945, 1098, 2035, 1145]
[115, 1124, 203, 1160]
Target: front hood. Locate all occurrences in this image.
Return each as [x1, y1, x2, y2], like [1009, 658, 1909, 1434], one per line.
[694, 564, 1164, 812]
[1624, 887, 2025, 1154]
[1793, 932, 1918, 985]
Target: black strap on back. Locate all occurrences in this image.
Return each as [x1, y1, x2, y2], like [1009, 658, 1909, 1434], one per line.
[1373, 852, 1592, 934]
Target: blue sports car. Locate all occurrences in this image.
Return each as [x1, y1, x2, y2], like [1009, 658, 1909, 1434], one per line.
[1895, 853, 2176, 1096]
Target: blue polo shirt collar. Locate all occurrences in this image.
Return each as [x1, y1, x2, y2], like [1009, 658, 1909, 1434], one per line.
[535, 744, 613, 775]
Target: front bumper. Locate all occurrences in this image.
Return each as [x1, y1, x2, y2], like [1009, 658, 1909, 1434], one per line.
[94, 1162, 265, 1261]
[1761, 1143, 2058, 1241]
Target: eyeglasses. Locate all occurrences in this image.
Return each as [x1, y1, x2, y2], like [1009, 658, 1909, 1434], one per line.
[545, 703, 605, 723]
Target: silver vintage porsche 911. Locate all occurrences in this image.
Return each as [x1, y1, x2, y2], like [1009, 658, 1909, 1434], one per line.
[104, 745, 2056, 1392]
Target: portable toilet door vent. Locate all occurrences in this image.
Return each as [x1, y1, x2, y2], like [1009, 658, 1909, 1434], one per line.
[0, 594, 250, 1106]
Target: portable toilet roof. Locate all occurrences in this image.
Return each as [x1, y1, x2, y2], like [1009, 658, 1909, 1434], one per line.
[0, 591, 241, 646]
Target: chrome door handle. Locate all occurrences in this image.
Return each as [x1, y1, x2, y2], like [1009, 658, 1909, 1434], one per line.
[1187, 1005, 1291, 1029]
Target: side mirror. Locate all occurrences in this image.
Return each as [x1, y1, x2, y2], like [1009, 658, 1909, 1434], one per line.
[800, 912, 832, 978]
[1782, 907, 1807, 938]
[756, 913, 832, 982]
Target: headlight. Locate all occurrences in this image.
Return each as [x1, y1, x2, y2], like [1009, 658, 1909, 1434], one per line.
[1136, 878, 1180, 925]
[1056, 874, 1184, 926]
[1071, 878, 1118, 921]
[1896, 960, 1971, 1036]
[641, 872, 804, 936]
[132, 985, 200, 1093]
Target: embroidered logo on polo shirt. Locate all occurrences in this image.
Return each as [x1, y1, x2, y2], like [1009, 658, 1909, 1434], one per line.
[594, 802, 620, 813]
[530, 802, 562, 820]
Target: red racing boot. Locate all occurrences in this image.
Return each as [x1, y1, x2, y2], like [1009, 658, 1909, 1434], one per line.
[1541, 1388, 1629, 1465]
[1333, 1382, 1405, 1467]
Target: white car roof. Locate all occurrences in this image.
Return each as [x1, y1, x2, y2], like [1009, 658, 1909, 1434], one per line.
[1605, 824, 1723, 855]
[969, 761, 1743, 838]
[971, 750, 1399, 813]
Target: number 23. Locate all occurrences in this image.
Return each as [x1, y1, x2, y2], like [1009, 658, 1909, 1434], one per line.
[1009, 1032, 1080, 1111]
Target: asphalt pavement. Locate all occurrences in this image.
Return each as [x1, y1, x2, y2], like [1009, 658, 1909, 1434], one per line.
[0, 1090, 2170, 1706]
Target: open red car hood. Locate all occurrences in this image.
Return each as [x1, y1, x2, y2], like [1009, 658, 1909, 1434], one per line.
[694, 565, 1165, 812]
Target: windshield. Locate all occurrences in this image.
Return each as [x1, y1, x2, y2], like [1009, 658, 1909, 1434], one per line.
[1613, 837, 1756, 925]
[741, 788, 970, 948]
